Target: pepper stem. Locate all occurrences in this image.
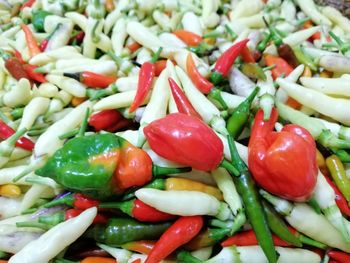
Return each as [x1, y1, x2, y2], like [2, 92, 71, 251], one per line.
[335, 150, 350, 163]
[59, 128, 79, 140]
[225, 25, 237, 41]
[99, 199, 134, 217]
[43, 193, 74, 208]
[297, 233, 328, 249]
[227, 134, 246, 173]
[318, 130, 350, 149]
[77, 108, 90, 137]
[63, 72, 81, 82]
[208, 88, 228, 110]
[150, 47, 163, 64]
[177, 250, 202, 263]
[16, 221, 51, 230]
[219, 159, 239, 177]
[152, 165, 191, 176]
[208, 228, 230, 240]
[0, 128, 27, 156]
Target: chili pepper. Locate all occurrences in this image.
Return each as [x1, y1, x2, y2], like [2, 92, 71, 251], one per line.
[21, 24, 41, 58]
[32, 10, 52, 32]
[35, 134, 190, 198]
[12, 48, 25, 64]
[326, 155, 350, 203]
[277, 44, 299, 68]
[328, 31, 350, 55]
[257, 33, 272, 52]
[43, 192, 99, 209]
[63, 71, 116, 89]
[177, 250, 201, 263]
[87, 217, 171, 246]
[129, 48, 162, 113]
[184, 228, 229, 250]
[23, 64, 47, 83]
[127, 42, 142, 53]
[168, 77, 202, 119]
[173, 30, 203, 46]
[227, 135, 277, 263]
[0, 120, 34, 151]
[186, 53, 213, 94]
[145, 216, 203, 263]
[154, 60, 167, 77]
[121, 240, 156, 254]
[20, 0, 35, 10]
[240, 63, 266, 80]
[263, 17, 283, 47]
[264, 54, 294, 79]
[40, 23, 62, 51]
[81, 257, 116, 263]
[240, 46, 255, 63]
[292, 46, 317, 72]
[324, 176, 350, 217]
[226, 87, 259, 139]
[99, 198, 176, 222]
[249, 108, 317, 201]
[0, 51, 30, 81]
[210, 39, 249, 85]
[88, 110, 123, 131]
[221, 230, 292, 247]
[328, 250, 350, 263]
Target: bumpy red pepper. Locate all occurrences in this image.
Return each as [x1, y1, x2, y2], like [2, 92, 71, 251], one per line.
[210, 39, 249, 85]
[328, 250, 350, 263]
[186, 53, 213, 94]
[64, 71, 116, 88]
[144, 113, 224, 171]
[168, 77, 202, 119]
[264, 54, 294, 80]
[248, 108, 318, 201]
[145, 216, 203, 263]
[0, 120, 34, 151]
[324, 176, 350, 217]
[173, 30, 203, 46]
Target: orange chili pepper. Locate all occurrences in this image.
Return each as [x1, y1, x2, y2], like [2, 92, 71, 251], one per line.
[81, 257, 116, 263]
[71, 97, 87, 107]
[173, 30, 203, 46]
[286, 97, 302, 110]
[105, 0, 115, 12]
[127, 42, 142, 53]
[264, 54, 294, 79]
[154, 60, 167, 77]
[122, 240, 156, 254]
[21, 24, 41, 58]
[186, 53, 213, 94]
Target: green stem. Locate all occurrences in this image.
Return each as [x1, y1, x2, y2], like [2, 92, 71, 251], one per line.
[318, 130, 350, 149]
[225, 24, 237, 40]
[177, 250, 202, 263]
[91, 20, 101, 43]
[220, 159, 240, 177]
[262, 16, 283, 47]
[298, 233, 328, 249]
[308, 197, 322, 214]
[16, 221, 51, 230]
[11, 107, 24, 120]
[0, 128, 27, 156]
[150, 47, 163, 64]
[209, 228, 230, 240]
[329, 31, 350, 54]
[0, 110, 12, 124]
[43, 193, 74, 208]
[59, 128, 79, 140]
[152, 165, 191, 176]
[335, 150, 350, 163]
[77, 108, 90, 137]
[99, 199, 134, 216]
[227, 134, 246, 172]
[208, 88, 228, 110]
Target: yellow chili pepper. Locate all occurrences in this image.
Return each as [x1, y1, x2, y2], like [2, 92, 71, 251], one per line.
[326, 155, 350, 202]
[302, 65, 312, 77]
[316, 149, 329, 176]
[0, 184, 21, 198]
[71, 97, 87, 107]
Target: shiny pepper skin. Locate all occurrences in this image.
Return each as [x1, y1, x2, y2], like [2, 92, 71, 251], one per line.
[248, 108, 317, 201]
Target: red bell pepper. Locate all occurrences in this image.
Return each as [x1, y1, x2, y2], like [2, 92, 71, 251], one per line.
[173, 30, 203, 46]
[21, 24, 41, 58]
[248, 108, 318, 201]
[0, 120, 34, 151]
[328, 250, 350, 263]
[168, 77, 202, 119]
[264, 54, 294, 80]
[210, 39, 249, 85]
[24, 64, 47, 83]
[88, 110, 124, 131]
[64, 71, 116, 88]
[221, 229, 292, 247]
[186, 53, 213, 94]
[145, 216, 203, 263]
[324, 176, 350, 217]
[144, 113, 224, 171]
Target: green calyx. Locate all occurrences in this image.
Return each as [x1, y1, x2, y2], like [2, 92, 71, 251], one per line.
[99, 199, 134, 217]
[38, 211, 65, 226]
[210, 71, 223, 86]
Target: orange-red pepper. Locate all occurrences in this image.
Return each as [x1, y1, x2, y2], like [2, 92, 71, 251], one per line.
[122, 240, 156, 254]
[89, 110, 124, 131]
[328, 250, 350, 263]
[186, 53, 213, 94]
[173, 30, 203, 46]
[264, 54, 293, 79]
[64, 71, 116, 88]
[24, 64, 47, 83]
[21, 24, 41, 58]
[81, 257, 116, 263]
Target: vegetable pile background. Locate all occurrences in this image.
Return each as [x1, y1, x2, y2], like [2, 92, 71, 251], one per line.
[1, 0, 350, 262]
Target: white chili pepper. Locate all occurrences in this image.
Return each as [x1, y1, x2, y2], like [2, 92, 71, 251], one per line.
[153, 10, 172, 31]
[54, 58, 117, 75]
[104, 0, 129, 34]
[229, 0, 264, 20]
[29, 46, 82, 66]
[0, 232, 42, 254]
[319, 55, 350, 73]
[45, 22, 74, 51]
[191, 246, 213, 261]
[182, 11, 203, 36]
[280, 0, 296, 22]
[65, 12, 87, 31]
[3, 78, 32, 107]
[46, 74, 87, 98]
[322, 6, 350, 34]
[282, 26, 320, 47]
[18, 97, 50, 131]
[235, 14, 266, 29]
[277, 78, 350, 125]
[300, 76, 350, 97]
[159, 33, 187, 48]
[93, 90, 142, 111]
[135, 189, 233, 220]
[201, 0, 220, 28]
[166, 59, 180, 113]
[229, 68, 255, 97]
[9, 207, 97, 263]
[295, 0, 332, 26]
[112, 17, 127, 56]
[98, 243, 132, 263]
[19, 185, 51, 212]
[114, 76, 138, 92]
[0, 196, 22, 219]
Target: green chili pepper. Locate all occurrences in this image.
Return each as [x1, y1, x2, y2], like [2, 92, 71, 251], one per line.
[257, 33, 272, 52]
[87, 217, 171, 246]
[292, 46, 317, 72]
[263, 17, 283, 47]
[240, 63, 267, 80]
[32, 10, 52, 32]
[10, 107, 24, 120]
[0, 251, 9, 259]
[326, 155, 350, 202]
[226, 87, 259, 139]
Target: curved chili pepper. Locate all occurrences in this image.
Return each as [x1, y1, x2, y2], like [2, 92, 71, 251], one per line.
[173, 30, 203, 46]
[328, 250, 350, 263]
[88, 110, 124, 131]
[168, 77, 202, 119]
[240, 63, 266, 80]
[324, 176, 350, 217]
[240, 46, 255, 63]
[186, 53, 213, 94]
[326, 155, 350, 202]
[43, 193, 100, 210]
[210, 39, 249, 85]
[121, 240, 156, 254]
[24, 64, 47, 83]
[20, 0, 36, 10]
[21, 24, 41, 58]
[145, 216, 203, 263]
[64, 71, 116, 89]
[99, 199, 176, 222]
[13, 48, 25, 64]
[87, 217, 171, 246]
[264, 54, 294, 80]
[4, 56, 30, 81]
[0, 120, 34, 151]
[248, 109, 318, 201]
[144, 113, 223, 171]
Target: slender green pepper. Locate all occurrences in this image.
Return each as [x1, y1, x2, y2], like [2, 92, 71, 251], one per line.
[263, 17, 283, 47]
[32, 10, 52, 32]
[326, 155, 350, 202]
[226, 87, 259, 139]
[87, 217, 171, 246]
[328, 31, 350, 55]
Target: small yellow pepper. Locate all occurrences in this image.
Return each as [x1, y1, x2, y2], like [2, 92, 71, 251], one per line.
[0, 184, 21, 198]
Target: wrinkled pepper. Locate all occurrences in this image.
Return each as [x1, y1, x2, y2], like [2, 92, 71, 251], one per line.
[35, 134, 190, 199]
[248, 108, 318, 201]
[87, 217, 171, 246]
[64, 71, 116, 89]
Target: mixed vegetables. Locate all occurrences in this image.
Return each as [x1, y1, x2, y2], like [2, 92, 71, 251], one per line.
[1, 0, 350, 262]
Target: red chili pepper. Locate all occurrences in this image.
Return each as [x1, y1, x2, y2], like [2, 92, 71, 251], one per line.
[4, 57, 30, 81]
[39, 39, 49, 52]
[13, 49, 25, 64]
[328, 250, 350, 263]
[264, 54, 294, 80]
[122, 240, 156, 254]
[173, 30, 203, 46]
[89, 110, 124, 131]
[64, 71, 116, 89]
[65, 209, 108, 224]
[21, 24, 41, 58]
[168, 77, 202, 119]
[0, 120, 35, 151]
[248, 108, 318, 201]
[20, 0, 36, 10]
[145, 216, 203, 263]
[131, 259, 142, 263]
[221, 230, 292, 247]
[75, 31, 85, 43]
[127, 42, 142, 53]
[154, 60, 167, 77]
[324, 176, 350, 217]
[104, 118, 134, 133]
[210, 39, 249, 84]
[24, 64, 47, 83]
[240, 46, 255, 63]
[144, 113, 223, 171]
[186, 53, 213, 94]
[44, 193, 100, 210]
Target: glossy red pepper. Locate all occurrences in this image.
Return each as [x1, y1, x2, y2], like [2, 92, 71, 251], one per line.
[240, 46, 255, 63]
[324, 176, 350, 217]
[144, 113, 224, 171]
[44, 192, 100, 210]
[173, 30, 203, 46]
[264, 54, 294, 79]
[21, 24, 41, 58]
[248, 108, 318, 201]
[20, 0, 36, 10]
[0, 120, 34, 151]
[221, 230, 292, 247]
[88, 110, 124, 131]
[13, 49, 25, 64]
[328, 250, 350, 263]
[145, 216, 203, 263]
[168, 77, 202, 119]
[24, 64, 47, 83]
[186, 53, 213, 94]
[122, 240, 155, 254]
[210, 39, 249, 84]
[154, 60, 167, 77]
[64, 71, 116, 88]
[65, 209, 108, 224]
